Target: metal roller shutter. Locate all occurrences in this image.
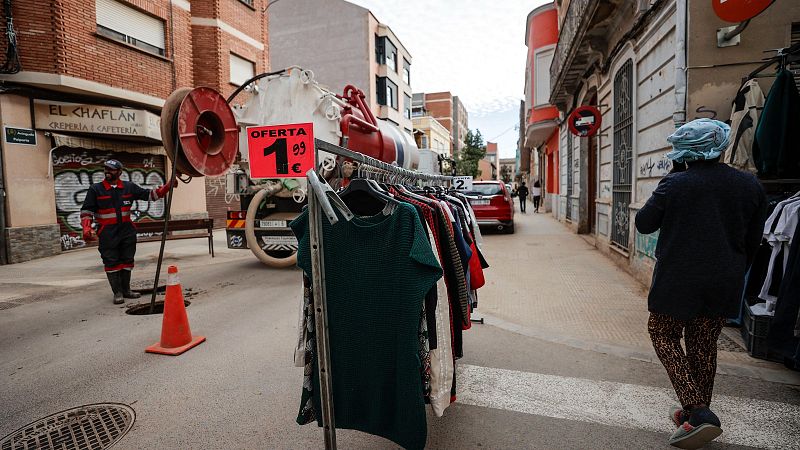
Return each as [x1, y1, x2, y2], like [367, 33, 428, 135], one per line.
[95, 0, 165, 50]
[53, 147, 167, 251]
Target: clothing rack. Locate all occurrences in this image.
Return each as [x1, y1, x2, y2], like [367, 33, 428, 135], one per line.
[308, 138, 452, 450]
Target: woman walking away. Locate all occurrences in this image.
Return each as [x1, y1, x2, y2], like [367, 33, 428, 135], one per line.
[532, 180, 542, 213]
[635, 119, 766, 449]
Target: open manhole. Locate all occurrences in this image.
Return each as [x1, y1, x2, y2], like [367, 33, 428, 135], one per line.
[125, 300, 191, 315]
[0, 403, 134, 450]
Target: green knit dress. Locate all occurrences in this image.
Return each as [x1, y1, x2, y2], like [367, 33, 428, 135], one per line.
[291, 202, 443, 450]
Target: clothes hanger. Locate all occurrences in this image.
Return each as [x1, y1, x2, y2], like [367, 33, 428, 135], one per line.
[338, 163, 398, 215]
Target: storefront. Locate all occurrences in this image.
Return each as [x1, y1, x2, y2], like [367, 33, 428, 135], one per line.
[0, 94, 208, 264]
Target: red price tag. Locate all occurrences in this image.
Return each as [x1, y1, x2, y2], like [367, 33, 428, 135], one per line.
[246, 123, 314, 178]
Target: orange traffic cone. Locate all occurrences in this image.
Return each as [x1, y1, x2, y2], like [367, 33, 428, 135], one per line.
[146, 265, 205, 355]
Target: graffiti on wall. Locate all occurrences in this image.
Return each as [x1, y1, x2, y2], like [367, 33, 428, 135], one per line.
[53, 149, 166, 250]
[638, 154, 673, 178]
[635, 230, 659, 260]
[206, 173, 239, 205]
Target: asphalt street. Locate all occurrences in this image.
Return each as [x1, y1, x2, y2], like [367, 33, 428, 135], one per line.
[1, 218, 799, 449]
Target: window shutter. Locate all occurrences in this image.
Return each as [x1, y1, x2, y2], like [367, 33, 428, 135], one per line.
[534, 49, 554, 106]
[230, 53, 256, 86]
[376, 77, 387, 105]
[95, 0, 165, 50]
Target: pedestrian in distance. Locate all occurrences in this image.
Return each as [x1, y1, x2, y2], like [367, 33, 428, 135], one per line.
[516, 181, 529, 213]
[635, 119, 766, 450]
[81, 159, 177, 304]
[532, 179, 542, 213]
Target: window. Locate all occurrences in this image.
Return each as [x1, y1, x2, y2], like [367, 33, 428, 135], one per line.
[230, 53, 255, 86]
[238, 0, 255, 7]
[420, 135, 429, 148]
[404, 94, 412, 119]
[95, 0, 165, 56]
[376, 76, 398, 109]
[375, 35, 397, 72]
[402, 59, 411, 85]
[611, 59, 634, 249]
[534, 48, 554, 106]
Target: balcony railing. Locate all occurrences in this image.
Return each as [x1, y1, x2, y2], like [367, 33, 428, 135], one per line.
[549, 0, 598, 105]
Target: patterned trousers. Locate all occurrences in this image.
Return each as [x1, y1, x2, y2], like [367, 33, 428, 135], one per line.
[648, 313, 726, 409]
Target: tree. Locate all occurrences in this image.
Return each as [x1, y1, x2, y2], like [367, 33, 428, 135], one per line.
[456, 129, 486, 178]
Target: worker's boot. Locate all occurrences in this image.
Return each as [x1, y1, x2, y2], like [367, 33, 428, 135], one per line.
[120, 269, 141, 299]
[106, 272, 124, 304]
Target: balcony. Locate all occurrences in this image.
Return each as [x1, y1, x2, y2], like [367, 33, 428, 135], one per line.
[549, 0, 622, 109]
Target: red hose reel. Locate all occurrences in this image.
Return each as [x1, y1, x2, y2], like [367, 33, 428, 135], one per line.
[161, 87, 239, 177]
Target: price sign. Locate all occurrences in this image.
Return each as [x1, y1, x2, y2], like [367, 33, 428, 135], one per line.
[247, 123, 314, 179]
[453, 176, 473, 191]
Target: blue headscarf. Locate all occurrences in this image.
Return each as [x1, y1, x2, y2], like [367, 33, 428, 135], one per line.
[665, 118, 730, 163]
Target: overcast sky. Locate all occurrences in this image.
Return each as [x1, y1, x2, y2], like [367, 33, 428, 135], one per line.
[349, 0, 549, 158]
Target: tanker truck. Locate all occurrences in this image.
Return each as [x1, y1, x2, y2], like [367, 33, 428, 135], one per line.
[223, 67, 420, 267]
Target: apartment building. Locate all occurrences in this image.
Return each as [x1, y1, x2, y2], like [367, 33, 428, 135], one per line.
[269, 0, 413, 134]
[412, 91, 468, 156]
[0, 0, 269, 263]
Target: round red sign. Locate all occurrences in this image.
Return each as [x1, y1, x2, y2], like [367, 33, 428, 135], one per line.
[712, 0, 774, 23]
[568, 106, 601, 137]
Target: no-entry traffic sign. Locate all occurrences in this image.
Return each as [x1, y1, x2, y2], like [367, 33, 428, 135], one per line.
[247, 123, 315, 179]
[712, 0, 775, 23]
[568, 106, 602, 137]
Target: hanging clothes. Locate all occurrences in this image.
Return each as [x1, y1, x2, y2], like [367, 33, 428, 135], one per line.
[724, 79, 764, 173]
[291, 204, 442, 450]
[767, 214, 800, 369]
[753, 68, 800, 179]
[758, 196, 800, 310]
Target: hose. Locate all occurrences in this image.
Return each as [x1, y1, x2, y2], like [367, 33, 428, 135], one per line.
[244, 188, 297, 268]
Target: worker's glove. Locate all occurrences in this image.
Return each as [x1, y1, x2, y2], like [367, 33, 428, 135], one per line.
[154, 177, 178, 199]
[81, 217, 96, 241]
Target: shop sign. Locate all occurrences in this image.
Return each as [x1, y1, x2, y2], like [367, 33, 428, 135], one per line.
[34, 101, 161, 141]
[247, 123, 315, 179]
[568, 106, 602, 137]
[712, 0, 774, 23]
[4, 126, 36, 145]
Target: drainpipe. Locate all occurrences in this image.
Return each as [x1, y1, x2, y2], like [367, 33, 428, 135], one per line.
[0, 137, 7, 264]
[673, 0, 688, 127]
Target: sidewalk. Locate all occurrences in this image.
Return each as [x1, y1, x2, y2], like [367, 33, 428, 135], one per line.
[0, 230, 251, 307]
[478, 210, 800, 385]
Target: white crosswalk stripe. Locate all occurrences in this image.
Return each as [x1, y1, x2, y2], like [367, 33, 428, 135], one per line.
[457, 364, 800, 449]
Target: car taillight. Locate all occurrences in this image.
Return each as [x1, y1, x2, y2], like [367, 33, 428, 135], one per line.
[228, 211, 246, 220]
[489, 195, 506, 207]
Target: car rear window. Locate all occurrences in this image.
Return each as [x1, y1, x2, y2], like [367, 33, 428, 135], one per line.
[470, 183, 503, 196]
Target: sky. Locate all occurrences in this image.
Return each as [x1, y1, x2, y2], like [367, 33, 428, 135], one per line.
[349, 0, 549, 158]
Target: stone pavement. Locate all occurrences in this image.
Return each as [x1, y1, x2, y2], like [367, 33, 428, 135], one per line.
[476, 209, 800, 385]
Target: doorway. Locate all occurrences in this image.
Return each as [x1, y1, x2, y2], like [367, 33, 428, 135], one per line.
[588, 93, 598, 234]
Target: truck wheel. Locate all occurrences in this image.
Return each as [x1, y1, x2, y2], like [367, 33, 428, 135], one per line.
[245, 189, 298, 268]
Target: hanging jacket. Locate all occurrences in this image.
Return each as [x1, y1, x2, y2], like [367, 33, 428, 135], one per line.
[724, 79, 764, 173]
[753, 69, 800, 178]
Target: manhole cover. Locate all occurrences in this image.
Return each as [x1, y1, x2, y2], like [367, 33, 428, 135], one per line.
[125, 300, 190, 315]
[1, 403, 135, 450]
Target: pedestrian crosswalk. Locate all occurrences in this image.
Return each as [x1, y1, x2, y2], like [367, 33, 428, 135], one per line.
[457, 364, 800, 449]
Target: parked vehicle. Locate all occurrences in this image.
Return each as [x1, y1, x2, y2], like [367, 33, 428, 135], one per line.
[466, 181, 515, 233]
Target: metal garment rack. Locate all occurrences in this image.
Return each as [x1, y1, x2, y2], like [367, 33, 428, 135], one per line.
[308, 139, 452, 449]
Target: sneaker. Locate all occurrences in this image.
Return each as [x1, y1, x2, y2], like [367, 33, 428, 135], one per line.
[669, 406, 689, 428]
[669, 407, 722, 449]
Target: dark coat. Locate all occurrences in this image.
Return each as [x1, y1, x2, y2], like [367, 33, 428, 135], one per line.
[635, 162, 766, 320]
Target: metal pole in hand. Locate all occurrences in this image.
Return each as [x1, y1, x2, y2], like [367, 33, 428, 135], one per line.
[309, 149, 337, 449]
[149, 130, 180, 314]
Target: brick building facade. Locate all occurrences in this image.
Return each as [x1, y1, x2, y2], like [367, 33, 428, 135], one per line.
[0, 0, 268, 264]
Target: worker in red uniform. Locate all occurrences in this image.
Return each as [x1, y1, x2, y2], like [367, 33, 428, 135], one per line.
[81, 159, 175, 304]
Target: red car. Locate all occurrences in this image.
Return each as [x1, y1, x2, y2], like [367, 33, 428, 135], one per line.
[467, 181, 515, 233]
